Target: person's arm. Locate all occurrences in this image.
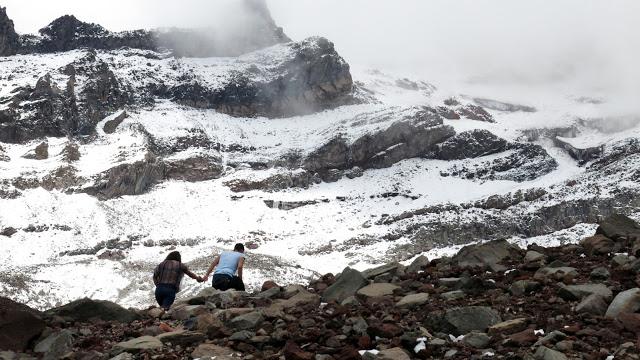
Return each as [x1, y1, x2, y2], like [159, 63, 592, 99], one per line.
[181, 264, 202, 282]
[203, 256, 220, 281]
[236, 257, 244, 280]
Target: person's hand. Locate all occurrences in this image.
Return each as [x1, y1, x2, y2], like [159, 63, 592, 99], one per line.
[196, 276, 204, 283]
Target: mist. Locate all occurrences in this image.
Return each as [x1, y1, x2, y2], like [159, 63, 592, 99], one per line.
[3, 0, 638, 102]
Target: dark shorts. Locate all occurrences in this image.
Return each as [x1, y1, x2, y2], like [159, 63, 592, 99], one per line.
[212, 274, 245, 291]
[155, 284, 177, 310]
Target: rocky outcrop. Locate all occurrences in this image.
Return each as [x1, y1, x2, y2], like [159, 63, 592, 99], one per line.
[0, 7, 19, 56]
[84, 154, 164, 200]
[304, 107, 455, 175]
[442, 143, 558, 182]
[162, 37, 354, 118]
[46, 298, 139, 323]
[473, 97, 536, 113]
[553, 137, 603, 165]
[429, 129, 508, 160]
[0, 298, 45, 352]
[164, 154, 224, 182]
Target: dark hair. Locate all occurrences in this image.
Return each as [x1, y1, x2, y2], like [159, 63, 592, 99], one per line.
[165, 251, 181, 262]
[234, 243, 245, 252]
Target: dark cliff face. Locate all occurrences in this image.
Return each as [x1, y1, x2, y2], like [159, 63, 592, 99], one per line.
[0, 7, 19, 56]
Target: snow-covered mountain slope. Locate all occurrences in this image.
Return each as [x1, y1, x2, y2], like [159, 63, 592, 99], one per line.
[1, 40, 639, 310]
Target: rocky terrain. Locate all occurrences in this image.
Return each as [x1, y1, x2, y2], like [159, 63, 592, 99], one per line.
[2, 214, 640, 359]
[1, 0, 640, 316]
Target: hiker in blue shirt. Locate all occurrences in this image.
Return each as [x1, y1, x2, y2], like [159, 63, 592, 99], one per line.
[203, 243, 246, 291]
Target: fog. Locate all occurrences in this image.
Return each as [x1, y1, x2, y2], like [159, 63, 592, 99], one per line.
[2, 0, 639, 99]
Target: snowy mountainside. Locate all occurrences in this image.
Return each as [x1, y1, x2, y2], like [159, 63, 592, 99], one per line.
[1, 41, 640, 310]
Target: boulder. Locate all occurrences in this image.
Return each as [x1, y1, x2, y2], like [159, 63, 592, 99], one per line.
[22, 142, 49, 160]
[356, 283, 399, 298]
[283, 341, 313, 360]
[0, 7, 19, 56]
[605, 288, 640, 320]
[195, 313, 230, 338]
[361, 262, 401, 279]
[589, 267, 610, 280]
[557, 283, 612, 301]
[432, 306, 502, 336]
[441, 290, 466, 301]
[110, 336, 162, 355]
[453, 240, 522, 271]
[575, 294, 609, 316]
[0, 298, 45, 352]
[34, 330, 74, 360]
[227, 311, 264, 331]
[462, 331, 491, 348]
[321, 267, 369, 303]
[533, 267, 578, 282]
[509, 280, 541, 296]
[396, 293, 429, 308]
[406, 255, 430, 273]
[596, 214, 640, 241]
[277, 290, 320, 309]
[102, 111, 128, 134]
[580, 234, 616, 255]
[376, 347, 411, 360]
[46, 298, 139, 323]
[155, 330, 206, 346]
[534, 346, 568, 360]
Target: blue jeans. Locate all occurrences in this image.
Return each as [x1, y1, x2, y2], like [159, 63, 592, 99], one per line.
[212, 274, 245, 291]
[155, 284, 177, 310]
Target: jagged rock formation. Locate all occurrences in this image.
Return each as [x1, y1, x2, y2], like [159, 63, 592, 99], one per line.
[473, 97, 537, 113]
[2, 216, 640, 359]
[554, 137, 603, 165]
[0, 7, 19, 56]
[160, 36, 354, 118]
[429, 129, 508, 160]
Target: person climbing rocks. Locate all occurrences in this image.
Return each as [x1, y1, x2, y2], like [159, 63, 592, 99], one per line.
[203, 243, 246, 291]
[153, 251, 203, 310]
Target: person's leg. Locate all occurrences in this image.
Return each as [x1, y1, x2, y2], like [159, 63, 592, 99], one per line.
[161, 287, 176, 310]
[155, 286, 166, 307]
[230, 276, 245, 291]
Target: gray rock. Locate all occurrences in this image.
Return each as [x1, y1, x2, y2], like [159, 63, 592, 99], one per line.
[453, 240, 522, 271]
[34, 330, 74, 360]
[376, 347, 411, 360]
[605, 288, 640, 320]
[340, 296, 360, 306]
[441, 290, 466, 301]
[580, 234, 616, 255]
[406, 255, 430, 273]
[589, 267, 610, 280]
[103, 111, 128, 134]
[557, 283, 612, 301]
[534, 346, 568, 360]
[356, 283, 399, 298]
[439, 278, 462, 287]
[0, 297, 45, 352]
[612, 254, 633, 267]
[164, 155, 224, 182]
[0, 7, 19, 56]
[110, 336, 162, 356]
[322, 267, 369, 303]
[46, 297, 138, 323]
[462, 331, 491, 348]
[509, 280, 541, 296]
[533, 267, 578, 281]
[229, 330, 255, 341]
[396, 293, 429, 308]
[227, 311, 264, 331]
[575, 294, 609, 316]
[155, 330, 206, 346]
[524, 251, 546, 263]
[430, 129, 508, 160]
[437, 306, 502, 336]
[84, 155, 164, 200]
[596, 213, 640, 241]
[109, 354, 134, 360]
[361, 262, 401, 279]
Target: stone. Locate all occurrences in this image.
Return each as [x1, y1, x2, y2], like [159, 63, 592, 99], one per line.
[509, 280, 541, 296]
[439, 306, 502, 336]
[524, 251, 546, 263]
[396, 293, 429, 308]
[169, 304, 207, 320]
[376, 347, 411, 360]
[22, 142, 49, 160]
[589, 267, 610, 280]
[439, 278, 462, 287]
[618, 312, 640, 334]
[185, 287, 223, 305]
[557, 284, 612, 301]
[441, 290, 466, 301]
[256, 286, 281, 299]
[533, 267, 578, 282]
[110, 336, 162, 355]
[227, 311, 264, 331]
[340, 296, 360, 306]
[356, 283, 400, 298]
[155, 330, 206, 346]
[462, 331, 491, 348]
[534, 346, 568, 360]
[487, 318, 528, 335]
[596, 213, 640, 241]
[506, 329, 538, 346]
[580, 234, 616, 255]
[575, 294, 609, 316]
[612, 254, 633, 267]
[191, 343, 239, 359]
[0, 298, 45, 352]
[195, 313, 229, 338]
[605, 288, 640, 320]
[34, 330, 74, 360]
[283, 341, 314, 360]
[229, 330, 255, 341]
[361, 262, 401, 279]
[453, 240, 522, 270]
[109, 354, 134, 360]
[102, 111, 128, 134]
[406, 255, 430, 273]
[261, 280, 280, 292]
[277, 289, 321, 309]
[321, 267, 369, 303]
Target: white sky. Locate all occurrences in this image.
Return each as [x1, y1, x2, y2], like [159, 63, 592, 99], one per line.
[1, 0, 639, 95]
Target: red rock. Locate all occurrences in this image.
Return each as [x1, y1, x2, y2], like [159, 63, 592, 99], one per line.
[261, 280, 280, 292]
[284, 340, 314, 360]
[357, 335, 372, 349]
[368, 323, 403, 338]
[335, 346, 362, 360]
